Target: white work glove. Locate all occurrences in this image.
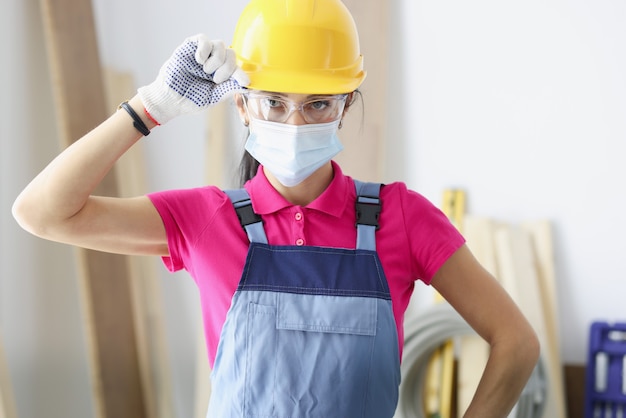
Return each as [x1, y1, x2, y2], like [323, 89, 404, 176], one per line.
[138, 34, 250, 125]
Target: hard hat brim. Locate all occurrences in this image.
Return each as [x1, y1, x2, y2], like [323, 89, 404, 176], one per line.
[239, 57, 367, 95]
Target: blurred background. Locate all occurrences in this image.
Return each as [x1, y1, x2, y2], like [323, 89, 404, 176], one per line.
[1, 0, 625, 417]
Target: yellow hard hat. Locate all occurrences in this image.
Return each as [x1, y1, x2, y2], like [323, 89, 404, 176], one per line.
[231, 0, 366, 94]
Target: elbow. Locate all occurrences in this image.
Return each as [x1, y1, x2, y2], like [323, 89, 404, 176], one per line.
[515, 329, 542, 395]
[12, 193, 34, 232]
[12, 192, 48, 238]
[526, 329, 541, 370]
[514, 326, 541, 375]
[492, 324, 541, 377]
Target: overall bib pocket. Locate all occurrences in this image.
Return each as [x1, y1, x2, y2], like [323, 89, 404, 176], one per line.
[244, 294, 378, 418]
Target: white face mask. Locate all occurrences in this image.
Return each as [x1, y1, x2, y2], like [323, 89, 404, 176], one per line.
[244, 118, 344, 187]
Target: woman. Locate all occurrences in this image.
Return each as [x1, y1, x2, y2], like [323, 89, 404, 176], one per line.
[12, 0, 539, 416]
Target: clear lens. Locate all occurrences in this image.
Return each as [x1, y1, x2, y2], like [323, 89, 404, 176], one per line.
[244, 92, 348, 124]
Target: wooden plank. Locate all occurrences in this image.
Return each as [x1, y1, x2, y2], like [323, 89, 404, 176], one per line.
[39, 0, 147, 417]
[0, 332, 17, 418]
[438, 190, 467, 418]
[442, 189, 466, 233]
[205, 100, 232, 187]
[455, 335, 489, 417]
[455, 216, 496, 417]
[334, 0, 389, 181]
[424, 345, 444, 416]
[493, 224, 566, 418]
[522, 220, 567, 417]
[103, 69, 176, 418]
[194, 319, 212, 418]
[423, 189, 466, 418]
[463, 216, 498, 276]
[439, 339, 456, 418]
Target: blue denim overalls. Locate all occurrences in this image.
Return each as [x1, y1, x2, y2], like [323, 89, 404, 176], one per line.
[207, 181, 400, 418]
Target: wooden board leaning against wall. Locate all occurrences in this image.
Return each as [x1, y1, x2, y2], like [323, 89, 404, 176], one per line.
[461, 215, 568, 418]
[199, 1, 391, 416]
[0, 332, 17, 418]
[335, 0, 389, 182]
[39, 0, 173, 417]
[40, 0, 145, 416]
[103, 69, 176, 418]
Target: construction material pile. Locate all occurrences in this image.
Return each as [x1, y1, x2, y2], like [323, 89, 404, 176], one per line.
[395, 190, 567, 418]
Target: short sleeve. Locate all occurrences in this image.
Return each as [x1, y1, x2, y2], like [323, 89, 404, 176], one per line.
[382, 183, 466, 284]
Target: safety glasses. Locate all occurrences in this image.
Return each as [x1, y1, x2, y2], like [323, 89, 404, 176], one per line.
[243, 92, 348, 124]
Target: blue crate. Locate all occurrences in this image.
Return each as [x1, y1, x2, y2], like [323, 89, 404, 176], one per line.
[584, 321, 626, 418]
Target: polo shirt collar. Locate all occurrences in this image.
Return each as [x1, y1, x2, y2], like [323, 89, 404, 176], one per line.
[244, 161, 351, 218]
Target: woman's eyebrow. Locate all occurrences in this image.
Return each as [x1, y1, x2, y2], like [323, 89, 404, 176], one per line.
[259, 91, 323, 100]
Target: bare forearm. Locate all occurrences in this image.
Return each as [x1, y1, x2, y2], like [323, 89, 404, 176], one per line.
[463, 335, 540, 418]
[13, 95, 154, 234]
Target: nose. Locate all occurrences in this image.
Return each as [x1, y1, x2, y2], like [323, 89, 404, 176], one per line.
[284, 107, 308, 126]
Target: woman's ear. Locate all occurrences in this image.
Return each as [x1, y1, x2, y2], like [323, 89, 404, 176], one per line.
[234, 94, 249, 126]
[343, 91, 358, 115]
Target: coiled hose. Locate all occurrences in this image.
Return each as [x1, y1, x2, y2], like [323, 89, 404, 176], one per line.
[395, 303, 547, 418]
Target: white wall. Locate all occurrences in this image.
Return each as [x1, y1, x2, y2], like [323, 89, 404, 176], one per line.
[400, 1, 626, 364]
[2, 0, 625, 417]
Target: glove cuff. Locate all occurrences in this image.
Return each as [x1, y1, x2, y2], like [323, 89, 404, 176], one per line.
[138, 80, 200, 125]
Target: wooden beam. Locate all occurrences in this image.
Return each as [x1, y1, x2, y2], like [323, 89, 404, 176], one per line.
[522, 220, 567, 416]
[335, 0, 390, 181]
[194, 317, 212, 418]
[494, 224, 566, 418]
[103, 69, 176, 418]
[456, 216, 495, 417]
[430, 189, 467, 418]
[0, 332, 17, 418]
[39, 0, 147, 416]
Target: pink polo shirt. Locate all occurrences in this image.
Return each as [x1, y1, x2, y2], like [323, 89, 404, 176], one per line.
[148, 162, 465, 366]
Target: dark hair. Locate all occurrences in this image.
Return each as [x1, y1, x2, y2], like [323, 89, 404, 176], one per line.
[237, 90, 363, 187]
[238, 149, 260, 187]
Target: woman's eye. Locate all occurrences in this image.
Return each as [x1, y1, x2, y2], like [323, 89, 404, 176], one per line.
[265, 98, 284, 108]
[308, 100, 329, 111]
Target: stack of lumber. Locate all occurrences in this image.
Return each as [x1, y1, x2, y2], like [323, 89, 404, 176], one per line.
[458, 215, 566, 417]
[39, 0, 150, 415]
[38, 0, 176, 414]
[419, 189, 567, 417]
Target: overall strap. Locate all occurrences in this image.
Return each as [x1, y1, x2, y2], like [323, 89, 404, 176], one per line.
[225, 182, 381, 249]
[354, 180, 382, 251]
[223, 188, 268, 244]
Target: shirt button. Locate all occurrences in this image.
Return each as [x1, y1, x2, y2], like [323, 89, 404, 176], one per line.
[295, 212, 303, 221]
[295, 238, 304, 246]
